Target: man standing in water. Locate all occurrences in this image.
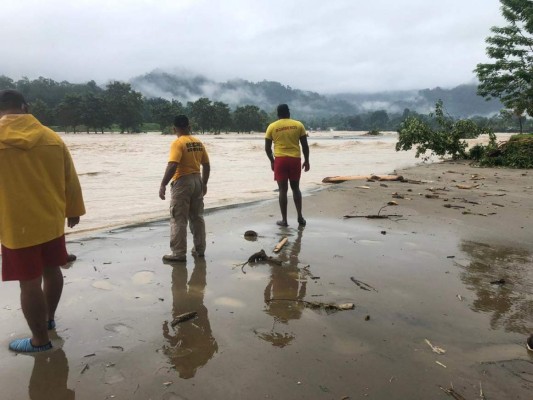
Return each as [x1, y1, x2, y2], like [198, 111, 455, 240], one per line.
[159, 115, 210, 262]
[0, 89, 85, 353]
[265, 104, 310, 227]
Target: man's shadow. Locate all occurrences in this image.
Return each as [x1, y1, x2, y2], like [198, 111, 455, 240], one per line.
[260, 227, 308, 347]
[28, 343, 75, 400]
[162, 257, 218, 379]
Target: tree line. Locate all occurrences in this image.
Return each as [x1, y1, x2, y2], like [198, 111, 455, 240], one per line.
[0, 75, 530, 134]
[0, 76, 269, 134]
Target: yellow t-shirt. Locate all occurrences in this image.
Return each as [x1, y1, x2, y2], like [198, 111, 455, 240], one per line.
[169, 135, 210, 181]
[265, 118, 306, 158]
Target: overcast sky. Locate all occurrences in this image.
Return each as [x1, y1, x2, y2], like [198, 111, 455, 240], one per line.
[2, 0, 505, 93]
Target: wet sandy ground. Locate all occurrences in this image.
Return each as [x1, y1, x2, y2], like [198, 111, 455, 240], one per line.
[0, 161, 532, 399]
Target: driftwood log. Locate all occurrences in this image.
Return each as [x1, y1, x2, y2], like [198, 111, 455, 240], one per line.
[322, 175, 404, 184]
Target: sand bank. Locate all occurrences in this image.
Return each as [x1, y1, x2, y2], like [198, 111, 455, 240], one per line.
[1, 160, 531, 399]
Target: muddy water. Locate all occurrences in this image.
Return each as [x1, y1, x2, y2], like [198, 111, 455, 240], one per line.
[62, 130, 432, 235]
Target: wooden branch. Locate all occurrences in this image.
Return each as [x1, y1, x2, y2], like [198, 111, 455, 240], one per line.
[274, 237, 288, 253]
[171, 311, 197, 327]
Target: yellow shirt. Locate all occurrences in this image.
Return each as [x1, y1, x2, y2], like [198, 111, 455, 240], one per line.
[0, 114, 86, 249]
[265, 118, 307, 158]
[169, 135, 210, 181]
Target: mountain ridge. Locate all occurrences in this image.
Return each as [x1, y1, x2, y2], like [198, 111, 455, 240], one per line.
[131, 70, 503, 118]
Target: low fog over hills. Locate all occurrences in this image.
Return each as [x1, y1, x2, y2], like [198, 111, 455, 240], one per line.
[131, 70, 503, 119]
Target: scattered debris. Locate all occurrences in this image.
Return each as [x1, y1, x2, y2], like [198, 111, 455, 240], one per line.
[479, 382, 487, 400]
[344, 214, 403, 219]
[235, 250, 283, 272]
[387, 201, 398, 206]
[365, 315, 370, 321]
[439, 385, 467, 400]
[266, 299, 355, 312]
[274, 237, 288, 253]
[436, 361, 447, 368]
[490, 279, 506, 285]
[381, 230, 387, 235]
[462, 211, 495, 217]
[322, 175, 403, 183]
[244, 230, 258, 238]
[84, 353, 96, 358]
[350, 277, 378, 292]
[110, 346, 124, 351]
[392, 192, 404, 199]
[491, 203, 505, 207]
[456, 294, 464, 301]
[447, 255, 455, 258]
[425, 339, 446, 354]
[456, 184, 480, 189]
[163, 382, 172, 387]
[443, 204, 466, 209]
[171, 311, 198, 327]
[81, 364, 90, 374]
[425, 194, 440, 199]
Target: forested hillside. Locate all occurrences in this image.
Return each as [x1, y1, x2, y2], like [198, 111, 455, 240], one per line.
[131, 71, 503, 118]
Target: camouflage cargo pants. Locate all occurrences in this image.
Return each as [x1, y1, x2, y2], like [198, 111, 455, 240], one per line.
[169, 174, 206, 257]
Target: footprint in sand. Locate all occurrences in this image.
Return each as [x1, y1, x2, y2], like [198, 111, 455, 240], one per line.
[91, 280, 116, 290]
[104, 365, 125, 384]
[104, 323, 133, 335]
[131, 270, 155, 285]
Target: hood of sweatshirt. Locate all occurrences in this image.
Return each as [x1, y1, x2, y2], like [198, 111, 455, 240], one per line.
[0, 114, 44, 150]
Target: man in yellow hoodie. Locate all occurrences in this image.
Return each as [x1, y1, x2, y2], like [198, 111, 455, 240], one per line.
[0, 89, 85, 353]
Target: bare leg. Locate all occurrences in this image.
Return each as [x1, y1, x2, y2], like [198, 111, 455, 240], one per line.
[290, 180, 304, 221]
[277, 180, 289, 225]
[43, 266, 63, 322]
[20, 277, 50, 346]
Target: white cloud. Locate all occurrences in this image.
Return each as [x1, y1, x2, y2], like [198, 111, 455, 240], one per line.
[0, 0, 505, 92]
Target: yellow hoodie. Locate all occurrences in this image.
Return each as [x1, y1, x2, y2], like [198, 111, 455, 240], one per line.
[0, 114, 85, 249]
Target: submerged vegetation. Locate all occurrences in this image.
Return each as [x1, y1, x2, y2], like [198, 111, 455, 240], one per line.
[396, 102, 532, 168]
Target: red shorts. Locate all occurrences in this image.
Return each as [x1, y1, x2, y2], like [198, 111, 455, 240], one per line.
[1, 235, 68, 281]
[274, 157, 301, 181]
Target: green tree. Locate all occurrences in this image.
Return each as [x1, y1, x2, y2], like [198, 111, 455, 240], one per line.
[145, 98, 183, 132]
[188, 97, 214, 133]
[56, 94, 84, 133]
[369, 110, 390, 130]
[81, 93, 113, 133]
[475, 0, 533, 131]
[30, 99, 54, 126]
[0, 75, 15, 89]
[211, 101, 232, 134]
[396, 101, 492, 160]
[105, 81, 144, 133]
[232, 105, 267, 133]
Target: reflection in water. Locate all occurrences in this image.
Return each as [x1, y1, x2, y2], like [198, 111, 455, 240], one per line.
[260, 228, 308, 347]
[459, 241, 533, 335]
[29, 348, 75, 400]
[162, 258, 218, 379]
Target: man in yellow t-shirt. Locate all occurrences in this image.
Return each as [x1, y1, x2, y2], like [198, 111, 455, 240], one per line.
[159, 115, 210, 262]
[265, 104, 310, 227]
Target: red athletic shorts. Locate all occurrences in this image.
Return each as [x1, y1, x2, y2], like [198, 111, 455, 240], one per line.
[1, 235, 68, 281]
[274, 157, 301, 181]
